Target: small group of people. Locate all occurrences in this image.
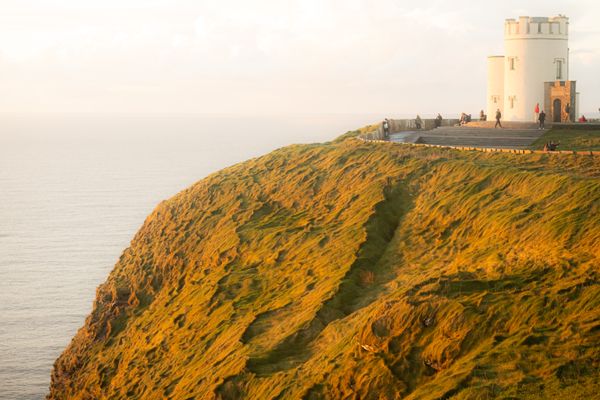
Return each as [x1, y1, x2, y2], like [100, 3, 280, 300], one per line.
[380, 103, 595, 138]
[543, 141, 560, 152]
[536, 102, 593, 124]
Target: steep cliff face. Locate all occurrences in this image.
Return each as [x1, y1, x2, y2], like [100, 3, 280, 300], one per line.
[49, 135, 600, 399]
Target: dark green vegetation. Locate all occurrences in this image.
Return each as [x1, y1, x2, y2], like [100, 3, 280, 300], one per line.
[531, 129, 600, 151]
[49, 132, 600, 399]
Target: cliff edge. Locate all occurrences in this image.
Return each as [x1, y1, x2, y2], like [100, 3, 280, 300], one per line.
[49, 134, 600, 399]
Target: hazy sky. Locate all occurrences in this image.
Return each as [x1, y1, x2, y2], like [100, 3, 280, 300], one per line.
[1, 0, 599, 115]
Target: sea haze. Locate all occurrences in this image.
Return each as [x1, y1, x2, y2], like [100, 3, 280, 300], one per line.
[0, 113, 376, 399]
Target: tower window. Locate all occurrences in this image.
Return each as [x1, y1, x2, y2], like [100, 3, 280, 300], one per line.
[508, 96, 516, 109]
[508, 57, 516, 70]
[555, 59, 563, 80]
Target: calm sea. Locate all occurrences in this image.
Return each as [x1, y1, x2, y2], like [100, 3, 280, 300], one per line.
[0, 113, 378, 399]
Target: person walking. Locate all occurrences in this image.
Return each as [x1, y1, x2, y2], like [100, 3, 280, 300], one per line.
[564, 103, 571, 122]
[495, 108, 502, 128]
[534, 103, 540, 122]
[382, 118, 390, 138]
[538, 110, 546, 129]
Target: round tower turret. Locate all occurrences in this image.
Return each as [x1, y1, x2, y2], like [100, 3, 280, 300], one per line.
[502, 15, 569, 121]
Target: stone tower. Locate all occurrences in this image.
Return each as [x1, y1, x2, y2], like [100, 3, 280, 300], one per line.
[487, 16, 576, 122]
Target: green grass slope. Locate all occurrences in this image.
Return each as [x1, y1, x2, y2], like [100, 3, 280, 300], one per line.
[48, 134, 600, 400]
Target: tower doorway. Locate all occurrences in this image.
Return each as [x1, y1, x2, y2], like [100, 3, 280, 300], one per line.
[553, 99, 562, 122]
[545, 81, 576, 124]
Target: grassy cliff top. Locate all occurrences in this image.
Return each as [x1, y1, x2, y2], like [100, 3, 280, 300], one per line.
[49, 132, 600, 400]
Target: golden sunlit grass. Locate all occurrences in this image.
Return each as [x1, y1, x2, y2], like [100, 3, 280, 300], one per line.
[49, 132, 600, 400]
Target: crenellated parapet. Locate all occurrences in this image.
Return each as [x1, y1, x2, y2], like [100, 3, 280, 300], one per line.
[504, 15, 568, 40]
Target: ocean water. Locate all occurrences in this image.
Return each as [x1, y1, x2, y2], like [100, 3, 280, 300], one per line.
[0, 113, 377, 399]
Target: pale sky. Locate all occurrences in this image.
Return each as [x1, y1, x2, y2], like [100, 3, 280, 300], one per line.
[1, 0, 599, 115]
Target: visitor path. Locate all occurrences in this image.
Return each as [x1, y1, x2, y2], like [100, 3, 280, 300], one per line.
[361, 122, 600, 156]
[390, 122, 543, 149]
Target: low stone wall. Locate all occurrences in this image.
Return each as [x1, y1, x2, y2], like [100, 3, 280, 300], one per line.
[364, 118, 460, 140]
[551, 123, 600, 130]
[355, 137, 600, 156]
[386, 118, 460, 131]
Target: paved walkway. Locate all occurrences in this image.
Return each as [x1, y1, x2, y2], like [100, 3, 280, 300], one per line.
[359, 124, 599, 156]
[390, 126, 545, 149]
